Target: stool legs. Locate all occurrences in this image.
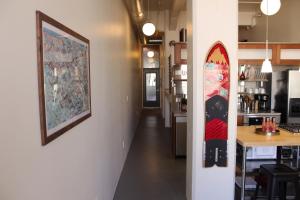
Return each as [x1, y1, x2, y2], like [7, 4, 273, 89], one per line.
[266, 177, 275, 200]
[295, 180, 300, 200]
[252, 184, 259, 200]
[278, 181, 287, 200]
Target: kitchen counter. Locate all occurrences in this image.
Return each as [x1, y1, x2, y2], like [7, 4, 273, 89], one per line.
[237, 126, 300, 147]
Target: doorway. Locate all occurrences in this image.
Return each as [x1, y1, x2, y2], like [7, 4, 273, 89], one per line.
[143, 69, 160, 107]
[142, 45, 160, 108]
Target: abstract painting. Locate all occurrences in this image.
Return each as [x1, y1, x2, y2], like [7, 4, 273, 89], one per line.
[36, 11, 91, 145]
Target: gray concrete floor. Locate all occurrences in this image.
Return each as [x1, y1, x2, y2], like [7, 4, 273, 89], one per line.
[113, 109, 186, 200]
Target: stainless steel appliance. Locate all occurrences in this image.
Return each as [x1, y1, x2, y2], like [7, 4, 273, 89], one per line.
[271, 70, 300, 124]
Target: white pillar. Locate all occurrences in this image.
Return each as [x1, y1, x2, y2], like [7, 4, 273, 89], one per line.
[186, 0, 238, 200]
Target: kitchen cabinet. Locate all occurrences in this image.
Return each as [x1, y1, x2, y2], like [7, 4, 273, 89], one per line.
[238, 43, 300, 66]
[172, 113, 187, 157]
[238, 43, 276, 65]
[276, 44, 300, 65]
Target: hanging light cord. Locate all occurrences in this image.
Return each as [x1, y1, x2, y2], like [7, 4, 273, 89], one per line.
[147, 0, 149, 20]
[266, 0, 269, 59]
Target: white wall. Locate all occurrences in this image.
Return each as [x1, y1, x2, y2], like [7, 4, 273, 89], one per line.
[0, 1, 141, 200]
[239, 0, 300, 42]
[186, 0, 238, 199]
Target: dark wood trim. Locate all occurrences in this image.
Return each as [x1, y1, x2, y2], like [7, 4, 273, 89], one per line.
[278, 60, 300, 66]
[238, 43, 276, 49]
[142, 45, 161, 108]
[36, 11, 91, 145]
[36, 11, 47, 145]
[277, 44, 300, 49]
[238, 59, 264, 65]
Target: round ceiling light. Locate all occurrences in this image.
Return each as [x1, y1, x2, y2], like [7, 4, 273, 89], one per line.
[147, 51, 154, 58]
[260, 0, 281, 16]
[142, 22, 156, 36]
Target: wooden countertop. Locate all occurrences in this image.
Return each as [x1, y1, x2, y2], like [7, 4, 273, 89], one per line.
[237, 126, 300, 147]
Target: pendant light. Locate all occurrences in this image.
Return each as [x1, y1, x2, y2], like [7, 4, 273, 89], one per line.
[261, 0, 272, 73]
[142, 0, 156, 36]
[260, 0, 281, 16]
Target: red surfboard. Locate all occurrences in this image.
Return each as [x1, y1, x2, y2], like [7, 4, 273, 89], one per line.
[203, 42, 230, 167]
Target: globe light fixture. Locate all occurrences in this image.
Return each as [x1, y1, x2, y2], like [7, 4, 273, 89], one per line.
[142, 23, 156, 36]
[147, 51, 154, 58]
[142, 0, 156, 36]
[260, 0, 281, 16]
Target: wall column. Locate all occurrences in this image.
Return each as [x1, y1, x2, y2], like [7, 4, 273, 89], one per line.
[186, 0, 238, 199]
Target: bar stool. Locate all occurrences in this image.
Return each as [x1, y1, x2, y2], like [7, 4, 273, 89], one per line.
[253, 164, 300, 200]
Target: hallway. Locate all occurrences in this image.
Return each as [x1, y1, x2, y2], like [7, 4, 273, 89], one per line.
[114, 109, 186, 200]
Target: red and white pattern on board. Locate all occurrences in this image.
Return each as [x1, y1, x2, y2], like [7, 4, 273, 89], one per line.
[203, 42, 230, 167]
[204, 43, 230, 102]
[205, 118, 228, 140]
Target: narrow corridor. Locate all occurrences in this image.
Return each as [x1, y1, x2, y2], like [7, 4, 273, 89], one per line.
[114, 109, 186, 200]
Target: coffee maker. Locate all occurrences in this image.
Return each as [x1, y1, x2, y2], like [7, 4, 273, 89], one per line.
[254, 94, 269, 111]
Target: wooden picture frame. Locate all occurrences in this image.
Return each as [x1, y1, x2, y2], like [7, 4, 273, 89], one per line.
[36, 11, 91, 145]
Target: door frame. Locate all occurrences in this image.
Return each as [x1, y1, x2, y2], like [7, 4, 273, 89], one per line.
[142, 45, 161, 108]
[143, 68, 160, 107]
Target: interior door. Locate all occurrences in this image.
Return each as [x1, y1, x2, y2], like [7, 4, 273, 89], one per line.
[143, 68, 160, 107]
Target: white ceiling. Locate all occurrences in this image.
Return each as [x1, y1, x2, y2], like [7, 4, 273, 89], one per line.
[123, 0, 265, 42]
[239, 0, 261, 12]
[142, 0, 173, 11]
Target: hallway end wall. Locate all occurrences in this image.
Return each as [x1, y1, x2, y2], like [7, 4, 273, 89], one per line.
[0, 1, 142, 200]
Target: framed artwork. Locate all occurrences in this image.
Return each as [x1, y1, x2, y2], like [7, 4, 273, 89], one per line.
[36, 11, 91, 145]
